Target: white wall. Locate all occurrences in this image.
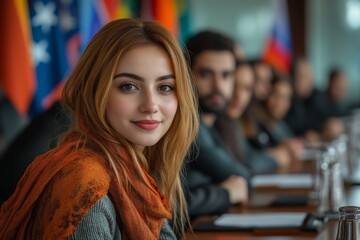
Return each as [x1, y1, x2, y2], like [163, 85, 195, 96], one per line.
[308, 0, 360, 105]
[190, 0, 275, 58]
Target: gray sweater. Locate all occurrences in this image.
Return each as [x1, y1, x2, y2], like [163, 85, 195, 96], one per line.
[68, 195, 177, 240]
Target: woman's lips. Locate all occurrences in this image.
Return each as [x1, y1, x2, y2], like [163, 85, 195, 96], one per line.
[132, 120, 160, 130]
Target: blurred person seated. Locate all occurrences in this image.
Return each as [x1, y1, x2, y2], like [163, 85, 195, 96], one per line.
[284, 57, 345, 142]
[251, 59, 273, 102]
[184, 31, 249, 219]
[317, 68, 349, 141]
[256, 76, 304, 161]
[322, 67, 349, 117]
[0, 101, 70, 204]
[214, 60, 279, 174]
[241, 60, 274, 149]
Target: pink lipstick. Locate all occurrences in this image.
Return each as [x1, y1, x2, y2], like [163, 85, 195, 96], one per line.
[132, 120, 160, 130]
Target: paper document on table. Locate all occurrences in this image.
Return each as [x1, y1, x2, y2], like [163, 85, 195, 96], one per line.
[251, 174, 313, 188]
[214, 212, 307, 228]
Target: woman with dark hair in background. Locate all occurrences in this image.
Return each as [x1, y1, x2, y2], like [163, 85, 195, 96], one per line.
[256, 76, 304, 161]
[241, 59, 274, 149]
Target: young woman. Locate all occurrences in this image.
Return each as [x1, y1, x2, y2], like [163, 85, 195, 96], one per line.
[258, 77, 304, 160]
[215, 61, 278, 174]
[0, 19, 199, 239]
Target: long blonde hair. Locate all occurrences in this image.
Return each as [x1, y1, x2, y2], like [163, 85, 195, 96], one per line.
[62, 18, 199, 234]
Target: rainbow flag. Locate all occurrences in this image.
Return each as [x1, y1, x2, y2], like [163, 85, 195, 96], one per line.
[262, 0, 292, 74]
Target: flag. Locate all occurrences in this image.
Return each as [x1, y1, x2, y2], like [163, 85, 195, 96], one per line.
[140, 0, 192, 43]
[79, 0, 141, 55]
[28, 0, 81, 115]
[0, 0, 188, 116]
[141, 0, 179, 37]
[262, 0, 292, 74]
[177, 0, 192, 43]
[152, 0, 178, 37]
[0, 0, 35, 116]
[79, 0, 119, 52]
[116, 0, 138, 19]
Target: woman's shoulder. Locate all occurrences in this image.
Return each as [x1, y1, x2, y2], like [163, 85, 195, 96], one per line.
[31, 146, 112, 238]
[30, 141, 106, 175]
[48, 143, 112, 190]
[0, 141, 114, 239]
[25, 139, 114, 213]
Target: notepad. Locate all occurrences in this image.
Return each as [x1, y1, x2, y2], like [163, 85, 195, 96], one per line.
[251, 174, 313, 188]
[193, 212, 327, 232]
[214, 212, 307, 228]
[250, 192, 309, 207]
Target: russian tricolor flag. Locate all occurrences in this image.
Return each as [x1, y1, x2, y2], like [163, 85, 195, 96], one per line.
[262, 0, 292, 74]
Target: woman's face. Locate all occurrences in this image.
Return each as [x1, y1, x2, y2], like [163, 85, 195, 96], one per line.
[226, 65, 254, 119]
[106, 44, 178, 151]
[266, 80, 292, 120]
[254, 63, 272, 101]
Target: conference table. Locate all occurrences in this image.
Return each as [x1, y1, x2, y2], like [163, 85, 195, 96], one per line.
[183, 160, 360, 240]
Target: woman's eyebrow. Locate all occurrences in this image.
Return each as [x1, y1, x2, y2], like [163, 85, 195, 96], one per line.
[113, 72, 143, 81]
[113, 72, 175, 81]
[157, 74, 175, 81]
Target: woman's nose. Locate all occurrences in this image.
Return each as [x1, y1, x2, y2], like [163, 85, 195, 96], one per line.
[139, 90, 159, 114]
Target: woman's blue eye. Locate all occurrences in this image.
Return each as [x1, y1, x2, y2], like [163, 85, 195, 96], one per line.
[119, 83, 137, 91]
[159, 85, 174, 92]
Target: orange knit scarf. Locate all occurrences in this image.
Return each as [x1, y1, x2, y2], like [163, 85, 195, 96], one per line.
[0, 132, 172, 239]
